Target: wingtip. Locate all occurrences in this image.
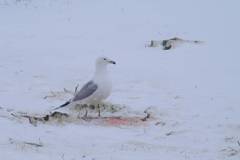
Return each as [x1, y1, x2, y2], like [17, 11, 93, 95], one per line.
[52, 101, 71, 110]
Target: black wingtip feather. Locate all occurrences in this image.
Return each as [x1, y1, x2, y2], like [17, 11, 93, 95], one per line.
[53, 101, 70, 110]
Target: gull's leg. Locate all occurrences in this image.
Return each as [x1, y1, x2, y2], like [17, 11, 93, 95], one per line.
[83, 104, 88, 118]
[84, 109, 88, 118]
[103, 104, 105, 110]
[98, 104, 101, 117]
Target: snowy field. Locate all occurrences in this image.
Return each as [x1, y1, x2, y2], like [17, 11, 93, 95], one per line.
[0, 0, 240, 159]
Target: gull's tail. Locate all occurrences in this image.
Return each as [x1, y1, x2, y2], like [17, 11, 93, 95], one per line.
[53, 100, 71, 110]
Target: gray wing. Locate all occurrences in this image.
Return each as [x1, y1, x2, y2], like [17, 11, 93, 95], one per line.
[72, 80, 98, 102]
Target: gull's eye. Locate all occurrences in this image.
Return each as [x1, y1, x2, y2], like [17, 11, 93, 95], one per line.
[103, 58, 106, 60]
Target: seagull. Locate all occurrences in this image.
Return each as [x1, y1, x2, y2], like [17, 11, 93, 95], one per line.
[53, 57, 116, 115]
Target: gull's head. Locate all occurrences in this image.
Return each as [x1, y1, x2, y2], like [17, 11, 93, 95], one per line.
[96, 57, 116, 67]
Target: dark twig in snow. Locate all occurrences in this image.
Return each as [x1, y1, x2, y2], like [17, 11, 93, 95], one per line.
[165, 131, 175, 136]
[9, 138, 43, 148]
[74, 84, 79, 95]
[141, 113, 150, 121]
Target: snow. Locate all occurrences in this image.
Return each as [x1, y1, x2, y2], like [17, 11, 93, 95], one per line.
[0, 0, 240, 159]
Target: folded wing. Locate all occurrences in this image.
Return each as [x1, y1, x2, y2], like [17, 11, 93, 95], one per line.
[72, 80, 98, 102]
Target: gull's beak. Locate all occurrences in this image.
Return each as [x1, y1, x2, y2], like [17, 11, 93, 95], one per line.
[109, 60, 116, 64]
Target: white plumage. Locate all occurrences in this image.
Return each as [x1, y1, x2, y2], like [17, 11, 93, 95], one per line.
[54, 57, 116, 110]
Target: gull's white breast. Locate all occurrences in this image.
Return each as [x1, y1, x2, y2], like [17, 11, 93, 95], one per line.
[79, 77, 112, 105]
[92, 78, 112, 102]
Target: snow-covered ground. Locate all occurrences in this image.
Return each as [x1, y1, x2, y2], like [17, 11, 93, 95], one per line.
[0, 0, 240, 159]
